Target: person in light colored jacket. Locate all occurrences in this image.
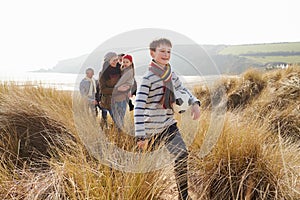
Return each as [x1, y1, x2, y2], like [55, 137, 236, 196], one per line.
[79, 68, 98, 115]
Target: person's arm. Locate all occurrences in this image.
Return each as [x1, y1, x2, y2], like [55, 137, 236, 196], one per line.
[95, 80, 100, 103]
[134, 76, 151, 139]
[172, 72, 201, 120]
[99, 72, 114, 94]
[115, 68, 134, 91]
[131, 78, 137, 96]
[79, 79, 89, 96]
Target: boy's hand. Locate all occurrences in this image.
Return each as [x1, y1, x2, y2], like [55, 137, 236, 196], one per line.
[137, 139, 148, 150]
[191, 104, 200, 120]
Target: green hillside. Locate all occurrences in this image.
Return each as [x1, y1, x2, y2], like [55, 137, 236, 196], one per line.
[219, 42, 300, 55]
[245, 55, 300, 64]
[218, 42, 300, 65]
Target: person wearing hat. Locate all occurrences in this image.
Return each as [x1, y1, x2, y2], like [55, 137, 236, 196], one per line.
[98, 52, 122, 128]
[112, 54, 136, 129]
[117, 53, 136, 111]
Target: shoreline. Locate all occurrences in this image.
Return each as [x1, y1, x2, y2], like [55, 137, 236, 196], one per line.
[1, 74, 239, 91]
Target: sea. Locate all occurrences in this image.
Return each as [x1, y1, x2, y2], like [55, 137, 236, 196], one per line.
[0, 70, 224, 91]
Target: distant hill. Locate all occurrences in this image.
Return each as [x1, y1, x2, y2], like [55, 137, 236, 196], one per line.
[38, 42, 300, 75]
[218, 42, 300, 66]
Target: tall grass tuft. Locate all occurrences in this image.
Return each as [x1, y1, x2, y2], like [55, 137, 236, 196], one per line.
[0, 83, 76, 170]
[189, 66, 300, 199]
[190, 111, 300, 199]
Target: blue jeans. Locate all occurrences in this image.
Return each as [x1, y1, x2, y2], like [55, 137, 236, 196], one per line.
[101, 109, 113, 121]
[111, 100, 127, 129]
[149, 123, 189, 199]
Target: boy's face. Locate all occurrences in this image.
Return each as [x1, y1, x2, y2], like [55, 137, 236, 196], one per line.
[150, 44, 171, 66]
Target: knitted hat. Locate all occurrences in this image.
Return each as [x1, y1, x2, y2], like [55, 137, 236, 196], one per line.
[122, 54, 133, 63]
[104, 52, 118, 62]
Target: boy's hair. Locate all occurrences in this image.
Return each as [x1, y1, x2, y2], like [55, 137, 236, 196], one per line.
[149, 38, 172, 51]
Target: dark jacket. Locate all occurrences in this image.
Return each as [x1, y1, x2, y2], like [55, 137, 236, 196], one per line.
[98, 63, 121, 109]
[95, 79, 101, 103]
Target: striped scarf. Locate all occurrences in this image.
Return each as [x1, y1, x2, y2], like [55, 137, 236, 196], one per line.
[149, 60, 175, 109]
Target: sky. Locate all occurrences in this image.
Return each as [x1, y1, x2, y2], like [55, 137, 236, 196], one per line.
[0, 0, 299, 72]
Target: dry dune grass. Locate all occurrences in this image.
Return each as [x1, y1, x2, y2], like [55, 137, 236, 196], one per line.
[189, 65, 300, 199]
[0, 66, 299, 199]
[243, 66, 300, 143]
[193, 65, 300, 143]
[0, 83, 76, 170]
[0, 83, 169, 199]
[189, 111, 300, 199]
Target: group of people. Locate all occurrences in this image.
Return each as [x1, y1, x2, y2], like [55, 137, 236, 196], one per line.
[79, 38, 201, 200]
[80, 52, 136, 129]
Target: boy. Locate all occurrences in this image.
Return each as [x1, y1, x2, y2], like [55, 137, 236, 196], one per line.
[134, 38, 200, 200]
